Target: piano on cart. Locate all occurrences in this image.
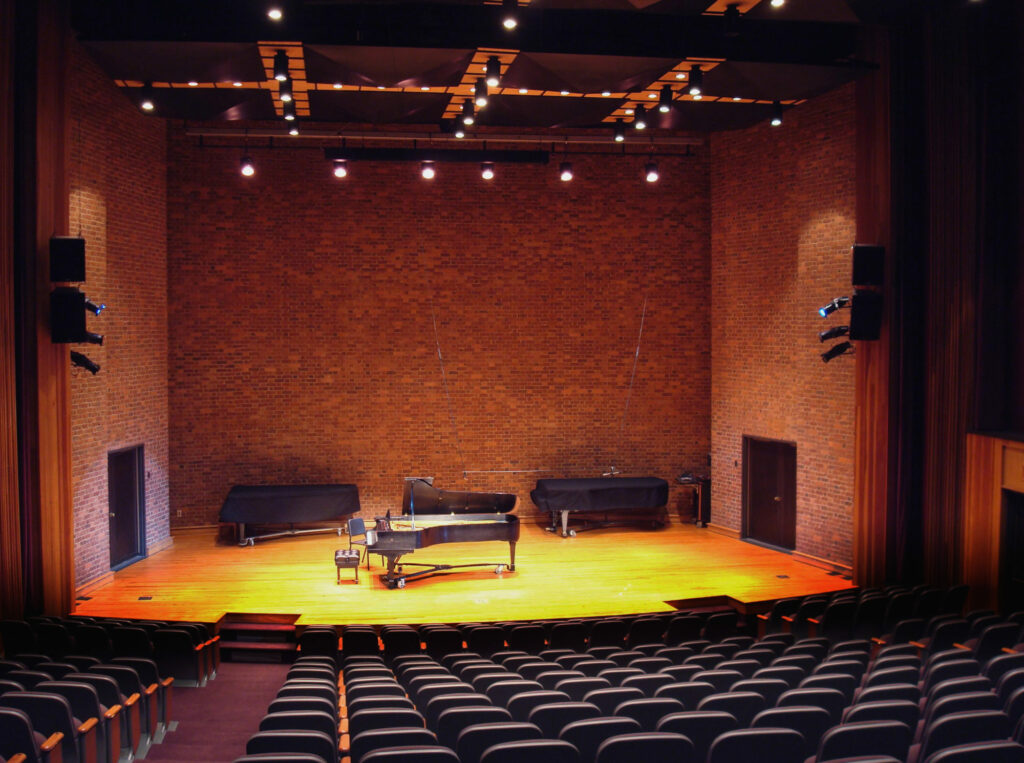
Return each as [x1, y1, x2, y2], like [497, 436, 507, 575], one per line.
[219, 484, 361, 546]
[531, 476, 669, 537]
[367, 478, 519, 589]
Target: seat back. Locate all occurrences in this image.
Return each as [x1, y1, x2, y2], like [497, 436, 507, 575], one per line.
[594, 731, 693, 763]
[245, 729, 339, 763]
[559, 716, 640, 763]
[707, 727, 805, 763]
[477, 738, 580, 763]
[349, 726, 438, 763]
[751, 705, 831, 759]
[526, 701, 600, 737]
[434, 705, 512, 750]
[656, 710, 739, 762]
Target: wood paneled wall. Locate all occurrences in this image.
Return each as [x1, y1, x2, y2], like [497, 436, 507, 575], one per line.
[962, 434, 1007, 611]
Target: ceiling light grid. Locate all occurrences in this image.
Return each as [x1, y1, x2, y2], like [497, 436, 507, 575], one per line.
[603, 59, 724, 123]
[258, 41, 310, 118]
[441, 48, 519, 122]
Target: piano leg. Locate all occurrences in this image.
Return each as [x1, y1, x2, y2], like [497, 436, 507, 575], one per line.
[509, 541, 516, 572]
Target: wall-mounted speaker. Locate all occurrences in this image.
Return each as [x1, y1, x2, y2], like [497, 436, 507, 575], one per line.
[852, 244, 884, 287]
[849, 289, 883, 340]
[50, 236, 86, 282]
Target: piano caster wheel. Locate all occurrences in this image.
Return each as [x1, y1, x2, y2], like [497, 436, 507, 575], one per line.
[246, 538, 255, 546]
[567, 529, 576, 537]
[494, 565, 505, 574]
[396, 578, 406, 589]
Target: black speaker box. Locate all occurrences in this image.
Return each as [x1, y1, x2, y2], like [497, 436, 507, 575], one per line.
[852, 244, 884, 287]
[849, 289, 883, 340]
[50, 287, 87, 343]
[50, 236, 86, 282]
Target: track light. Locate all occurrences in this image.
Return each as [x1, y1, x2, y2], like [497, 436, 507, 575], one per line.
[485, 57, 501, 88]
[70, 351, 100, 375]
[474, 78, 488, 108]
[502, 0, 518, 29]
[645, 161, 659, 183]
[658, 84, 673, 113]
[559, 161, 573, 182]
[818, 296, 850, 317]
[461, 99, 475, 126]
[288, 124, 299, 136]
[273, 50, 289, 81]
[283, 102, 296, 121]
[633, 104, 647, 130]
[421, 160, 436, 179]
[688, 67, 703, 96]
[267, 6, 283, 21]
[279, 78, 293, 103]
[818, 325, 849, 342]
[240, 155, 255, 176]
[332, 159, 348, 178]
[771, 101, 784, 126]
[613, 119, 625, 143]
[139, 82, 155, 112]
[821, 341, 854, 363]
[770, 0, 785, 6]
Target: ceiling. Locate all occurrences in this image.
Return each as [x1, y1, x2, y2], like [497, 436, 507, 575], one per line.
[70, 0, 901, 137]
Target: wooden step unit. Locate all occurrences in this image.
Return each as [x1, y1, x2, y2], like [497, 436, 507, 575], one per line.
[219, 613, 300, 663]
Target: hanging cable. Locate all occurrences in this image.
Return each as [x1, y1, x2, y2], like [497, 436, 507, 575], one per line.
[431, 305, 467, 478]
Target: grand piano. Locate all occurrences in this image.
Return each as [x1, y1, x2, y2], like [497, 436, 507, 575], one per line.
[367, 478, 519, 589]
[531, 476, 669, 537]
[219, 484, 361, 546]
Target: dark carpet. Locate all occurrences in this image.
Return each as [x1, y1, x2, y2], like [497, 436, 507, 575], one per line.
[146, 660, 290, 763]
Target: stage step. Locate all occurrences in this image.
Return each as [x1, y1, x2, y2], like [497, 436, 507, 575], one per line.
[219, 613, 300, 663]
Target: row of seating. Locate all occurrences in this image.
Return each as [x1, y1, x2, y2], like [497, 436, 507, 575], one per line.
[0, 653, 174, 763]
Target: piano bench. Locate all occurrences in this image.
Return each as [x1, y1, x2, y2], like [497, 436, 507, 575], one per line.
[335, 548, 361, 583]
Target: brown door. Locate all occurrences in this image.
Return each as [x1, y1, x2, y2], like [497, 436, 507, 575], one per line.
[108, 445, 146, 569]
[743, 436, 796, 550]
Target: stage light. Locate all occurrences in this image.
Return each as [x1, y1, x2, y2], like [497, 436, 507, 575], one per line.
[771, 101, 784, 126]
[421, 160, 436, 179]
[279, 78, 293, 103]
[474, 78, 488, 108]
[84, 297, 105, 316]
[821, 341, 853, 363]
[461, 99, 475, 125]
[771, 0, 785, 6]
[688, 67, 703, 96]
[283, 102, 296, 121]
[633, 104, 647, 130]
[818, 296, 850, 317]
[240, 155, 255, 176]
[333, 159, 348, 178]
[481, 162, 495, 180]
[485, 56, 501, 88]
[818, 325, 849, 342]
[288, 124, 299, 136]
[559, 161, 573, 182]
[273, 50, 289, 81]
[139, 83, 155, 112]
[267, 6, 283, 21]
[502, 0, 518, 29]
[454, 124, 466, 139]
[70, 351, 100, 375]
[659, 84, 673, 113]
[613, 119, 625, 143]
[645, 162, 659, 183]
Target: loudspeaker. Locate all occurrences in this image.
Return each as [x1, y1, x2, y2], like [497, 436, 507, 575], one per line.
[50, 236, 86, 282]
[50, 287, 88, 343]
[849, 289, 883, 340]
[852, 244, 884, 286]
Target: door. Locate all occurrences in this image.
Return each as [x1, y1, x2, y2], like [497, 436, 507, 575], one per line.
[108, 445, 145, 569]
[743, 436, 796, 550]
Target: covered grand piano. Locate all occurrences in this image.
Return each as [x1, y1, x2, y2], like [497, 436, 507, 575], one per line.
[531, 476, 669, 536]
[367, 478, 519, 589]
[219, 484, 361, 546]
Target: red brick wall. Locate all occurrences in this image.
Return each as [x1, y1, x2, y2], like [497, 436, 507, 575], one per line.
[710, 85, 856, 564]
[68, 42, 169, 586]
[166, 137, 711, 525]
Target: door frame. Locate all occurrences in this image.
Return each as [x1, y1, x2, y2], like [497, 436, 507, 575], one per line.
[741, 434, 797, 551]
[108, 444, 146, 571]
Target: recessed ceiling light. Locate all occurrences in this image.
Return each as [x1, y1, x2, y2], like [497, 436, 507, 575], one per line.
[421, 86, 430, 91]
[732, 96, 741, 101]
[288, 125, 299, 136]
[625, 108, 634, 115]
[770, 0, 784, 7]
[601, 91, 611, 97]
[421, 161, 436, 179]
[560, 90, 569, 96]
[333, 159, 348, 178]
[693, 94, 703, 101]
[676, 72, 686, 80]
[648, 93, 656, 99]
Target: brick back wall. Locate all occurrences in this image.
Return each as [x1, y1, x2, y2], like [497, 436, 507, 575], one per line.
[166, 137, 711, 525]
[68, 42, 169, 586]
[710, 85, 856, 564]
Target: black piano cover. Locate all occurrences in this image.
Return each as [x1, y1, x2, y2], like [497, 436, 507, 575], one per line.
[530, 477, 668, 512]
[403, 478, 517, 514]
[218, 484, 360, 524]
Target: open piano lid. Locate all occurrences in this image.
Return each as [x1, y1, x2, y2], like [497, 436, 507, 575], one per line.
[402, 477, 517, 515]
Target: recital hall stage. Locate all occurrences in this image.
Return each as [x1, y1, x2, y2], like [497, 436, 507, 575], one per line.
[72, 520, 853, 627]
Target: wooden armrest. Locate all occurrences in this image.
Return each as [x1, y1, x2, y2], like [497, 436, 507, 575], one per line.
[806, 617, 821, 625]
[781, 615, 795, 623]
[953, 642, 969, 650]
[194, 644, 203, 652]
[104, 704, 122, 720]
[1003, 646, 1019, 654]
[144, 683, 158, 696]
[125, 692, 140, 707]
[7, 753, 27, 763]
[909, 640, 925, 649]
[79, 717, 99, 734]
[208, 634, 220, 643]
[756, 614, 769, 621]
[41, 731, 64, 752]
[161, 676, 174, 688]
[871, 637, 886, 645]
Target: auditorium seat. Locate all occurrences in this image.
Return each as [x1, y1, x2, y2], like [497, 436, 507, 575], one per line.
[34, 664, 75, 681]
[751, 706, 831, 760]
[653, 646, 694, 665]
[153, 628, 205, 687]
[358, 746, 459, 763]
[0, 706, 63, 763]
[477, 738, 580, 763]
[843, 699, 920, 730]
[423, 692, 492, 728]
[506, 626, 546, 654]
[553, 677, 610, 702]
[797, 671, 858, 702]
[706, 727, 806, 763]
[527, 701, 601, 737]
[245, 730, 339, 763]
[6, 672, 52, 691]
[110, 627, 154, 659]
[573, 660, 618, 678]
[611, 696, 684, 730]
[536, 670, 586, 691]
[110, 656, 174, 742]
[66, 671, 140, 759]
[471, 672, 521, 694]
[434, 706, 512, 750]
[342, 681, 405, 704]
[652, 680, 716, 708]
[37, 680, 120, 763]
[751, 666, 805, 687]
[776, 687, 848, 724]
[548, 623, 587, 652]
[0, 622, 38, 658]
[346, 694, 415, 715]
[696, 690, 767, 726]
[349, 727, 439, 763]
[483, 679, 543, 707]
[455, 721, 542, 763]
[910, 709, 1013, 763]
[259, 710, 337, 750]
[729, 678, 790, 705]
[815, 719, 914, 763]
[33, 624, 76, 661]
[412, 681, 474, 707]
[233, 755, 328, 763]
[423, 627, 463, 659]
[558, 716, 641, 763]
[506, 690, 571, 721]
[0, 690, 98, 763]
[267, 696, 338, 720]
[691, 669, 744, 693]
[580, 687, 643, 715]
[923, 740, 1024, 762]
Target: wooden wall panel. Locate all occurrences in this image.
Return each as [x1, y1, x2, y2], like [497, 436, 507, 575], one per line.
[962, 434, 1012, 611]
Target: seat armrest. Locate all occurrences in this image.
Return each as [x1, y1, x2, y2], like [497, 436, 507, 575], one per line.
[79, 717, 99, 733]
[41, 731, 64, 752]
[806, 617, 821, 625]
[125, 692, 140, 707]
[105, 704, 122, 719]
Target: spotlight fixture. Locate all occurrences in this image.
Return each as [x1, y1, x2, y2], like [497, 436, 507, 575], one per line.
[485, 57, 501, 88]
[461, 98, 475, 125]
[273, 50, 289, 81]
[645, 161, 659, 183]
[559, 161, 573, 182]
[613, 119, 625, 143]
[283, 101, 296, 121]
[267, 6, 283, 21]
[70, 351, 100, 375]
[480, 162, 495, 180]
[633, 104, 647, 130]
[288, 124, 299, 136]
[770, 0, 785, 6]
[771, 101, 784, 126]
[821, 341, 854, 363]
[818, 325, 849, 342]
[421, 160, 436, 179]
[279, 78, 293, 103]
[474, 78, 488, 108]
[658, 84, 673, 113]
[454, 124, 466, 139]
[84, 297, 105, 316]
[332, 159, 348, 178]
[502, 0, 518, 29]
[688, 67, 703, 96]
[139, 82, 155, 112]
[818, 296, 850, 317]
[723, 4, 742, 36]
[240, 155, 255, 177]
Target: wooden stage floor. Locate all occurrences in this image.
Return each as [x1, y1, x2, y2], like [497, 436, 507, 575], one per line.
[73, 521, 853, 626]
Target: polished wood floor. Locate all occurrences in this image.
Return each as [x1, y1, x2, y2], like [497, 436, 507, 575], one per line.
[73, 520, 853, 626]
